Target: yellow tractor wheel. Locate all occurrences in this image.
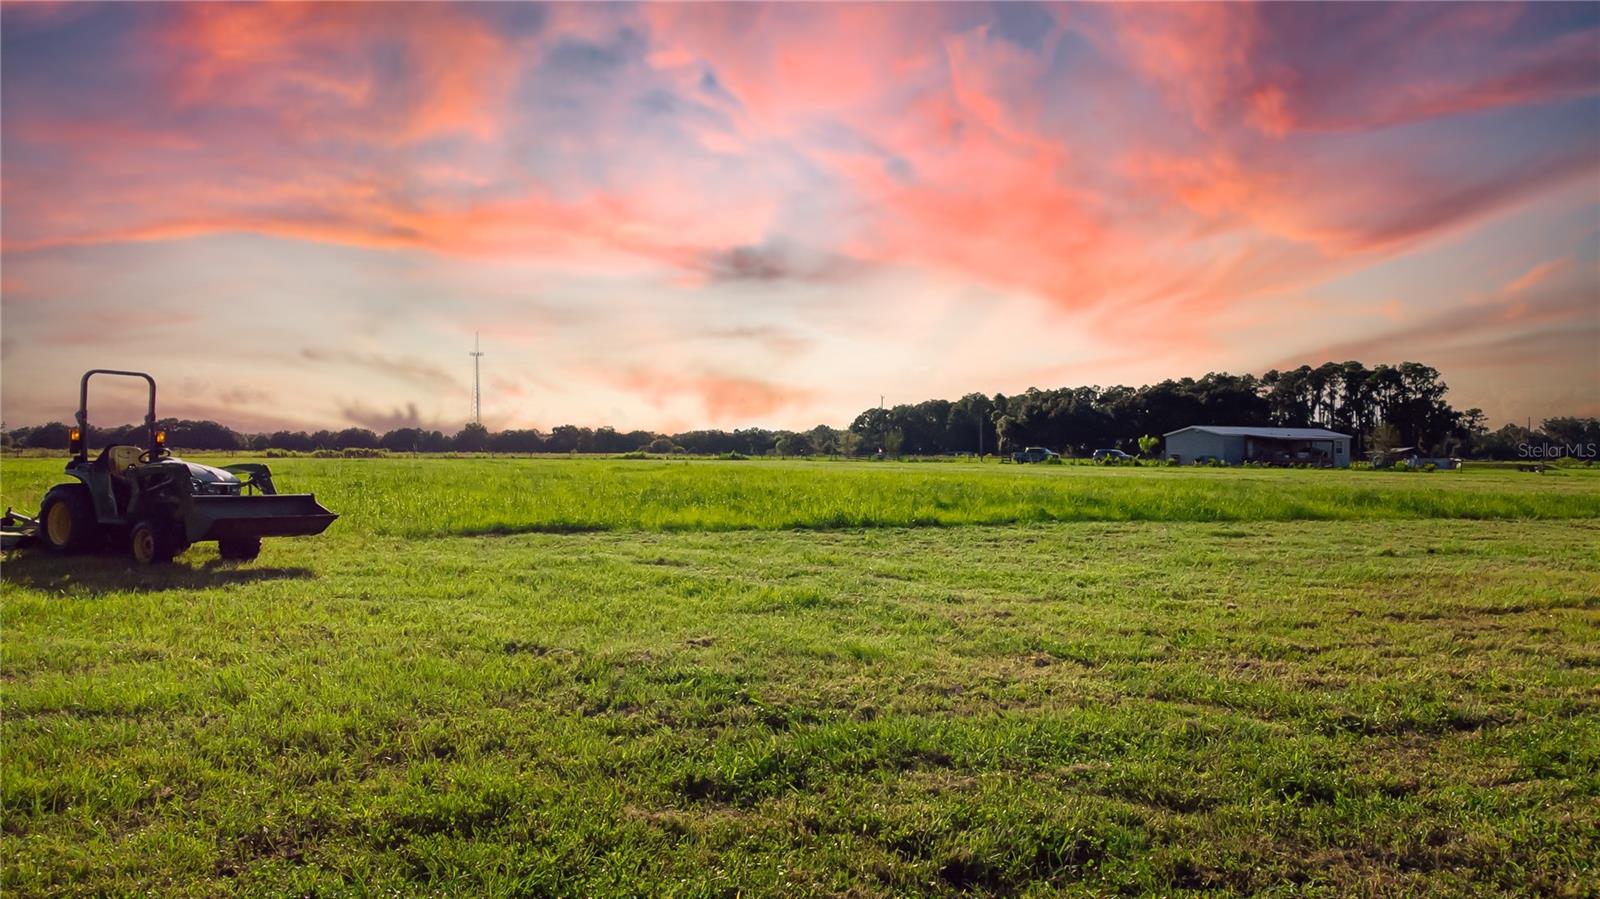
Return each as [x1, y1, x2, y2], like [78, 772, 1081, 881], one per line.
[38, 485, 99, 553]
[129, 519, 180, 565]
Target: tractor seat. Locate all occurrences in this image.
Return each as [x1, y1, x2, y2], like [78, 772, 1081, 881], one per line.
[97, 445, 143, 480]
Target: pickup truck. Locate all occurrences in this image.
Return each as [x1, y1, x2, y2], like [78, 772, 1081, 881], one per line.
[1011, 446, 1060, 464]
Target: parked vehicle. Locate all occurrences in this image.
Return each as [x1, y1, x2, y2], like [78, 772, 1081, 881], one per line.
[1092, 449, 1133, 462]
[1011, 446, 1060, 464]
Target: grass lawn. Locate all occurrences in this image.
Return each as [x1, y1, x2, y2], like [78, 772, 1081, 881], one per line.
[3, 458, 1597, 896]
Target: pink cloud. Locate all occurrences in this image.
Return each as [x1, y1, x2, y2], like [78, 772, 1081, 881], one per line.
[610, 368, 817, 423]
[1101, 3, 1599, 137]
[162, 3, 518, 143]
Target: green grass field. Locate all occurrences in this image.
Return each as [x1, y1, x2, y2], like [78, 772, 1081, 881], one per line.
[3, 458, 1597, 896]
[6, 457, 1598, 536]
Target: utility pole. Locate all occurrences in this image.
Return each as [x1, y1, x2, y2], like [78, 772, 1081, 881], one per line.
[470, 332, 485, 425]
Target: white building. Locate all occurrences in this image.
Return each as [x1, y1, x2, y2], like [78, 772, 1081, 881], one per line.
[1164, 426, 1353, 468]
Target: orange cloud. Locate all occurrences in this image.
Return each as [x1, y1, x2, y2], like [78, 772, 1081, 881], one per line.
[163, 2, 517, 143]
[610, 368, 816, 423]
[1504, 258, 1570, 295]
[1125, 143, 1597, 259]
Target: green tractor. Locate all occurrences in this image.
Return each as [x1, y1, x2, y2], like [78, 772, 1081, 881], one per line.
[2, 369, 336, 564]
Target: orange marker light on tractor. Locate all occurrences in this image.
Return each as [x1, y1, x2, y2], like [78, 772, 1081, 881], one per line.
[155, 430, 166, 447]
[69, 427, 83, 455]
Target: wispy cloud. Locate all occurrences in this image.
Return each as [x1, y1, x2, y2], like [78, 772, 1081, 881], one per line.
[300, 348, 463, 393]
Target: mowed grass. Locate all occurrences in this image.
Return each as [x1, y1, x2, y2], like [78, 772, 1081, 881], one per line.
[3, 456, 1597, 536]
[2, 458, 1598, 896]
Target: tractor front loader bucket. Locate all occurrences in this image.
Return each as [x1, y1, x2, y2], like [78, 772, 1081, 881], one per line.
[186, 494, 338, 543]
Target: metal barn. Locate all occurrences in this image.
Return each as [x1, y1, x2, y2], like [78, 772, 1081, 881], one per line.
[1164, 426, 1353, 468]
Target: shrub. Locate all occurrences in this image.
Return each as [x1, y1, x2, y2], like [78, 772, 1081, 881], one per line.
[721, 451, 749, 461]
[341, 447, 387, 459]
[1423, 463, 1437, 472]
[1394, 461, 1411, 472]
[618, 451, 649, 460]
[1043, 455, 1063, 465]
[312, 449, 340, 458]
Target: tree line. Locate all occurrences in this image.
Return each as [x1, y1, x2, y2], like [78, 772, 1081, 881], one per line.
[3, 361, 1595, 460]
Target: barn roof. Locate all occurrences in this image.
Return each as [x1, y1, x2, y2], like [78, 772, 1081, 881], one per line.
[1163, 425, 1352, 440]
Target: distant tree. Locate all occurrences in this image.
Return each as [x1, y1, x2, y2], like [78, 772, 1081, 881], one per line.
[991, 413, 1015, 456]
[154, 419, 242, 450]
[589, 427, 637, 454]
[1476, 423, 1535, 460]
[882, 428, 904, 458]
[948, 392, 996, 454]
[848, 407, 892, 453]
[23, 422, 72, 449]
[380, 428, 425, 452]
[544, 425, 588, 453]
[270, 430, 315, 452]
[1543, 417, 1600, 453]
[805, 424, 839, 456]
[453, 422, 490, 452]
[645, 437, 676, 453]
[838, 430, 863, 457]
[1368, 422, 1403, 455]
[775, 432, 810, 457]
[1137, 434, 1160, 458]
[741, 428, 779, 456]
[335, 427, 379, 450]
[670, 430, 738, 454]
[490, 429, 546, 453]
[1457, 408, 1488, 456]
[84, 423, 139, 446]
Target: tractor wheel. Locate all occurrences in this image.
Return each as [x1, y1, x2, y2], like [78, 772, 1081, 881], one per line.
[39, 485, 100, 553]
[129, 519, 182, 565]
[217, 537, 262, 562]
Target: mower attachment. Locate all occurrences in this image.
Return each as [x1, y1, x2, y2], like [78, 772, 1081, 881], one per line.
[1, 508, 40, 552]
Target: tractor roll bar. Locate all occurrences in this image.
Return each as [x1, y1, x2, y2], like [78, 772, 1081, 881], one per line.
[77, 369, 158, 459]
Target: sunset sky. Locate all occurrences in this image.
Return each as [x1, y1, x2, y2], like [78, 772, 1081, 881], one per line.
[2, 1, 1597, 434]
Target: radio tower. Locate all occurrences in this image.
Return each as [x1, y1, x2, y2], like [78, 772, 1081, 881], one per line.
[469, 332, 485, 425]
